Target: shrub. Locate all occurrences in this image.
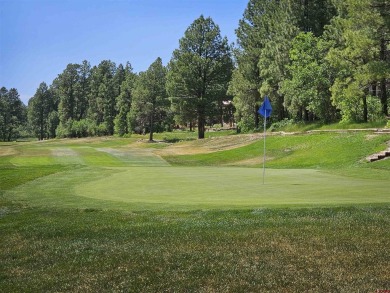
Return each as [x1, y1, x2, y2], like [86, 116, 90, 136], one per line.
[269, 119, 296, 132]
[97, 122, 109, 136]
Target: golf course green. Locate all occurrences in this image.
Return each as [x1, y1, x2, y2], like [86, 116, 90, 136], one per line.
[1, 130, 389, 292]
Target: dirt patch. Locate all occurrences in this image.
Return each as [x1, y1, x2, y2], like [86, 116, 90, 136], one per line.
[0, 147, 18, 157]
[51, 148, 79, 157]
[225, 157, 264, 166]
[365, 134, 379, 140]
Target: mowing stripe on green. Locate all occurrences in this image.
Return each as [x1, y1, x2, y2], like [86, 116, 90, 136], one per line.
[97, 148, 170, 166]
[51, 148, 85, 165]
[6, 166, 389, 211]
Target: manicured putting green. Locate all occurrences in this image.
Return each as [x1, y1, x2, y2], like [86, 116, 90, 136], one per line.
[76, 167, 389, 208]
[8, 166, 389, 210]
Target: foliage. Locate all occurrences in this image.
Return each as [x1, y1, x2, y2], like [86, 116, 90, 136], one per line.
[326, 0, 390, 122]
[28, 82, 56, 140]
[167, 15, 233, 139]
[129, 58, 169, 140]
[0, 87, 26, 141]
[7, 3, 390, 140]
[114, 64, 136, 136]
[269, 118, 297, 132]
[281, 32, 338, 122]
[231, 0, 337, 130]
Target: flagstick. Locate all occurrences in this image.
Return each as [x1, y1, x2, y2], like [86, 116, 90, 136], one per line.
[263, 110, 266, 184]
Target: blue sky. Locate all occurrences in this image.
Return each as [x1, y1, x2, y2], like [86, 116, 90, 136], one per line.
[0, 0, 248, 105]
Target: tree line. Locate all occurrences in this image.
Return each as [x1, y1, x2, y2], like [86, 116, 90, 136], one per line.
[1, 0, 389, 141]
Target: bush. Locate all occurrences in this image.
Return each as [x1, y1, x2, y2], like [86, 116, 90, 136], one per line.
[269, 119, 296, 132]
[71, 120, 88, 138]
[97, 123, 109, 136]
[56, 121, 71, 138]
[56, 119, 98, 138]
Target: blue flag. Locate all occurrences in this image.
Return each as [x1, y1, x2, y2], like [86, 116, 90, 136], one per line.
[258, 96, 272, 118]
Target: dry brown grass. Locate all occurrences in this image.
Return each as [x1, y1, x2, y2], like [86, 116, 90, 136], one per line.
[156, 133, 263, 156]
[0, 147, 18, 157]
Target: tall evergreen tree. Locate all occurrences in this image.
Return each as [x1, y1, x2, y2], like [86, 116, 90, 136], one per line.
[258, 0, 299, 120]
[130, 58, 169, 141]
[231, 0, 336, 129]
[114, 64, 136, 136]
[57, 63, 80, 125]
[231, 0, 272, 130]
[87, 60, 117, 135]
[327, 0, 390, 122]
[0, 87, 26, 141]
[167, 15, 233, 139]
[28, 82, 53, 140]
[74, 60, 91, 120]
[281, 32, 337, 122]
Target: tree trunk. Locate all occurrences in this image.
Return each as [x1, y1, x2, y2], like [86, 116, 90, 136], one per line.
[220, 100, 224, 127]
[7, 126, 13, 141]
[149, 113, 154, 141]
[304, 109, 309, 122]
[363, 95, 368, 122]
[380, 78, 388, 116]
[278, 95, 285, 120]
[380, 39, 388, 116]
[197, 105, 205, 139]
[254, 90, 261, 129]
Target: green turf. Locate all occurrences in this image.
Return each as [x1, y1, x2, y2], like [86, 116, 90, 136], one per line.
[1, 132, 390, 292]
[6, 166, 389, 211]
[1, 206, 389, 292]
[163, 132, 390, 169]
[2, 131, 390, 210]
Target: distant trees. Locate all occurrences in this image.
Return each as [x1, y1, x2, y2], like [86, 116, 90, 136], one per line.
[114, 63, 136, 136]
[280, 32, 337, 122]
[231, 0, 337, 130]
[0, 87, 26, 141]
[130, 57, 169, 141]
[28, 82, 55, 140]
[232, 0, 389, 129]
[6, 5, 389, 141]
[49, 60, 137, 138]
[327, 0, 390, 122]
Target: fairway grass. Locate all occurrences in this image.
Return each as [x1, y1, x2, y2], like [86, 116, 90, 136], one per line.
[1, 131, 390, 212]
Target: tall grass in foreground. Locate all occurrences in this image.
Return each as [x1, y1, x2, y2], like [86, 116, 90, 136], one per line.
[1, 205, 389, 292]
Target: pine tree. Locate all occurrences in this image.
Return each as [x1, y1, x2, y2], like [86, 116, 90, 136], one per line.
[114, 64, 136, 136]
[327, 0, 390, 122]
[28, 82, 53, 140]
[130, 58, 169, 141]
[167, 15, 233, 139]
[0, 87, 26, 141]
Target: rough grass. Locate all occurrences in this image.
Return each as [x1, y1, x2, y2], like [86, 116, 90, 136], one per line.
[1, 206, 389, 292]
[161, 132, 390, 169]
